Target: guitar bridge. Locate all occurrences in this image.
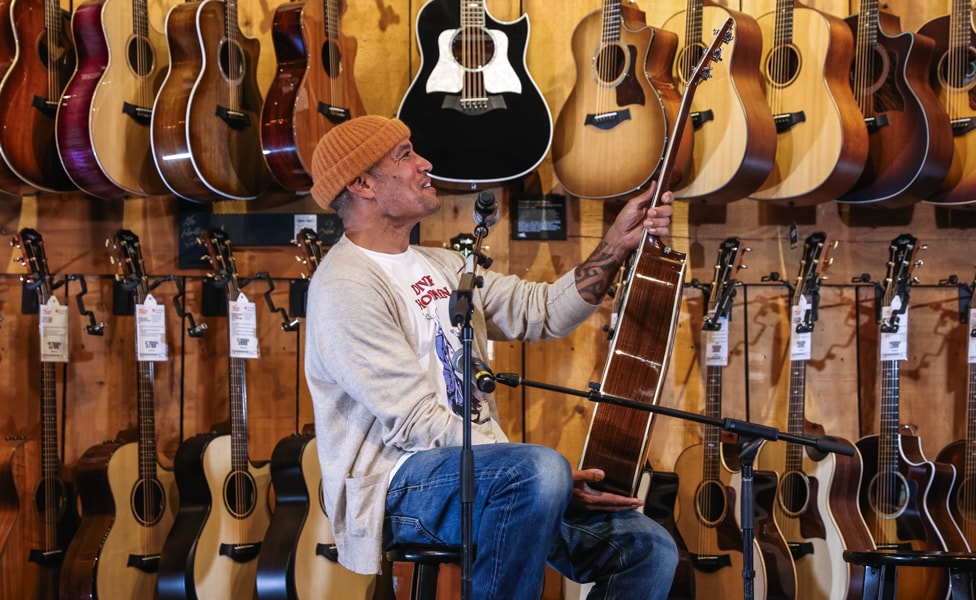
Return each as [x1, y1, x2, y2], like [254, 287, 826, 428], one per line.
[30, 96, 58, 118]
[218, 542, 262, 563]
[773, 111, 805, 133]
[28, 547, 65, 567]
[691, 109, 714, 130]
[584, 109, 632, 130]
[122, 102, 152, 126]
[215, 106, 251, 129]
[317, 102, 351, 125]
[441, 94, 507, 115]
[864, 113, 891, 134]
[127, 553, 160, 572]
[690, 553, 732, 573]
[951, 117, 975, 136]
[316, 543, 340, 563]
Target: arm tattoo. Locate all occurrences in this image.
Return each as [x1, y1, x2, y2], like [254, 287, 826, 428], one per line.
[574, 241, 627, 304]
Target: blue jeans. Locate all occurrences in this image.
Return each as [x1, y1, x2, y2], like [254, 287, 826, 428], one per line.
[385, 443, 678, 599]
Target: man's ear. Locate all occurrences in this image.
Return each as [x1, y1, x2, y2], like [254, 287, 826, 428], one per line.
[346, 174, 373, 198]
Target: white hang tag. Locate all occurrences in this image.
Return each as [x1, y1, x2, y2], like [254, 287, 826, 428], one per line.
[704, 316, 729, 367]
[789, 296, 812, 361]
[229, 292, 260, 359]
[40, 296, 69, 363]
[968, 307, 976, 363]
[880, 300, 909, 362]
[136, 294, 168, 362]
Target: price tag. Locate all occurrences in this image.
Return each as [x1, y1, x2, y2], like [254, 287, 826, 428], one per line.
[40, 296, 69, 363]
[880, 300, 909, 362]
[789, 296, 812, 361]
[968, 308, 976, 363]
[136, 294, 168, 362]
[704, 316, 729, 367]
[229, 293, 260, 359]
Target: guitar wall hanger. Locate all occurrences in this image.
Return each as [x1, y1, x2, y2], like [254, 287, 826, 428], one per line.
[68, 274, 106, 336]
[936, 273, 974, 326]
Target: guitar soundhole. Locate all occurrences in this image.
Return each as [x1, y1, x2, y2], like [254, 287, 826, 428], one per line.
[764, 44, 800, 88]
[223, 470, 258, 519]
[777, 471, 810, 517]
[126, 36, 156, 78]
[33, 477, 69, 522]
[695, 480, 727, 526]
[936, 47, 976, 94]
[450, 28, 495, 70]
[857, 45, 905, 112]
[34, 23, 74, 76]
[676, 43, 707, 87]
[592, 42, 628, 88]
[130, 477, 166, 526]
[218, 40, 247, 85]
[321, 40, 342, 78]
[867, 471, 909, 518]
[955, 477, 976, 523]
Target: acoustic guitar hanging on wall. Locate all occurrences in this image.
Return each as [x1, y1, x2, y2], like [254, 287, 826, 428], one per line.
[396, 0, 552, 188]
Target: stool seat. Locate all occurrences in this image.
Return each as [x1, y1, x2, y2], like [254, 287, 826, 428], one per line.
[386, 545, 464, 600]
[843, 550, 976, 600]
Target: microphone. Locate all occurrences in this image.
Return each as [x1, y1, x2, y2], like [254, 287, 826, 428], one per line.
[473, 191, 498, 228]
[451, 349, 496, 393]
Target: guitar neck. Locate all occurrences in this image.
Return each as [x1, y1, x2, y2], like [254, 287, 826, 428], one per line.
[784, 359, 807, 472]
[136, 356, 159, 481]
[702, 364, 723, 481]
[878, 359, 902, 474]
[460, 0, 485, 27]
[600, 0, 622, 44]
[772, 0, 795, 46]
[229, 354, 250, 472]
[40, 361, 62, 482]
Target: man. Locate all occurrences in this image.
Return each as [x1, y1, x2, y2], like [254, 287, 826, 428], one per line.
[305, 115, 678, 599]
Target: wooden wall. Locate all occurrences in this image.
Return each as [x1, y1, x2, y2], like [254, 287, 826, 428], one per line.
[0, 1, 971, 598]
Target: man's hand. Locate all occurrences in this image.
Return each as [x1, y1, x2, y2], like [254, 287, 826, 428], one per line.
[570, 468, 644, 512]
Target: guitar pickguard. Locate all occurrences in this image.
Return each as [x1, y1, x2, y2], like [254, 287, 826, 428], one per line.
[427, 27, 521, 94]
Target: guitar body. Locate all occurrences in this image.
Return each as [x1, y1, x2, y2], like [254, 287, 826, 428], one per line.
[158, 433, 271, 600]
[153, 0, 270, 201]
[551, 6, 670, 199]
[755, 435, 873, 600]
[856, 433, 951, 599]
[665, 6, 776, 203]
[837, 12, 953, 207]
[0, 0, 75, 192]
[937, 441, 976, 549]
[751, 5, 867, 205]
[396, 0, 552, 186]
[60, 440, 178, 600]
[918, 14, 976, 207]
[640, 468, 694, 599]
[0, 0, 32, 195]
[261, 0, 367, 192]
[0, 437, 79, 600]
[673, 443, 765, 600]
[257, 434, 375, 599]
[58, 0, 168, 198]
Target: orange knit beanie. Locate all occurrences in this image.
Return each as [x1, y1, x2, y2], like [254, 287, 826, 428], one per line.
[309, 115, 411, 209]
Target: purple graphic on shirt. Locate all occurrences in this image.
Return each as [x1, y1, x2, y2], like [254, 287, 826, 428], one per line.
[433, 320, 488, 423]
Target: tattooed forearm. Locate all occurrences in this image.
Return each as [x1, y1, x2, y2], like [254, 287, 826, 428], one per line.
[574, 241, 628, 304]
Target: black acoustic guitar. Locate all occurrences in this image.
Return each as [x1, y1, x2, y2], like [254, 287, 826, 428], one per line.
[396, 0, 552, 187]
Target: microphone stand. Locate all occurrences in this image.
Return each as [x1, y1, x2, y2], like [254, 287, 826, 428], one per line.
[493, 373, 854, 600]
[447, 218, 492, 600]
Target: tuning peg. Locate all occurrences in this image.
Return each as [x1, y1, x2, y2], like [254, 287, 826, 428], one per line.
[701, 66, 713, 80]
[912, 276, 921, 285]
[914, 259, 924, 268]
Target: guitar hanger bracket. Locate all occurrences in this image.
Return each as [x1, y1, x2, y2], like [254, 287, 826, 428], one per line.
[171, 276, 207, 338]
[937, 274, 974, 327]
[69, 274, 106, 336]
[242, 271, 299, 332]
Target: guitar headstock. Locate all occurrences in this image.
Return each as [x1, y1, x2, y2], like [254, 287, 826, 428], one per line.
[686, 17, 735, 92]
[201, 228, 241, 298]
[791, 231, 835, 332]
[880, 233, 923, 332]
[703, 236, 747, 330]
[11, 227, 53, 303]
[295, 228, 324, 278]
[109, 229, 148, 295]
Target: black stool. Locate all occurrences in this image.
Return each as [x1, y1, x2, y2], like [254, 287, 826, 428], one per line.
[386, 545, 463, 600]
[844, 550, 976, 600]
